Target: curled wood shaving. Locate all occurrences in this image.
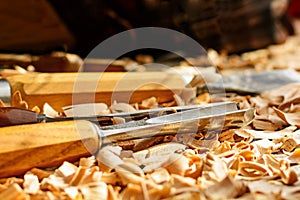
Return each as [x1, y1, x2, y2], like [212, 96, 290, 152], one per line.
[262, 154, 281, 175]
[119, 183, 144, 200]
[56, 161, 78, 178]
[147, 183, 171, 199]
[247, 180, 282, 198]
[201, 153, 228, 186]
[239, 150, 255, 161]
[63, 103, 110, 117]
[96, 146, 123, 172]
[274, 107, 300, 128]
[238, 161, 271, 178]
[279, 160, 298, 185]
[43, 103, 61, 118]
[116, 162, 144, 177]
[110, 102, 136, 113]
[107, 184, 119, 200]
[0, 183, 28, 200]
[0, 99, 5, 107]
[12, 91, 28, 110]
[69, 166, 88, 186]
[170, 174, 196, 188]
[221, 83, 300, 131]
[213, 141, 232, 154]
[162, 192, 202, 200]
[23, 173, 39, 194]
[100, 172, 119, 185]
[219, 129, 253, 143]
[204, 175, 246, 199]
[189, 132, 220, 150]
[252, 139, 282, 155]
[115, 163, 145, 185]
[80, 182, 108, 200]
[163, 154, 190, 176]
[280, 137, 298, 152]
[113, 117, 126, 125]
[132, 143, 187, 173]
[288, 148, 300, 163]
[182, 150, 203, 178]
[0, 177, 24, 186]
[149, 168, 170, 184]
[79, 156, 96, 168]
[30, 106, 40, 114]
[196, 93, 211, 104]
[250, 83, 300, 130]
[132, 136, 169, 152]
[64, 187, 80, 199]
[139, 97, 158, 109]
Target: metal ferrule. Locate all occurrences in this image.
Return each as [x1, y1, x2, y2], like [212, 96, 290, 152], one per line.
[0, 79, 11, 106]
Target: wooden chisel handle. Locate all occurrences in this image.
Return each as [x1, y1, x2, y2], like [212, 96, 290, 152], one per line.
[5, 72, 185, 112]
[0, 107, 41, 127]
[0, 120, 99, 178]
[0, 107, 115, 127]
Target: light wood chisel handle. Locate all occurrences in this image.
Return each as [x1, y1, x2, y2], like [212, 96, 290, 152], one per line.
[5, 72, 186, 112]
[0, 120, 99, 178]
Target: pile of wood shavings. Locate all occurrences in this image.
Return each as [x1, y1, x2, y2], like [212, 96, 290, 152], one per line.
[2, 83, 300, 199]
[206, 36, 300, 71]
[223, 83, 300, 131]
[2, 123, 300, 199]
[2, 77, 300, 199]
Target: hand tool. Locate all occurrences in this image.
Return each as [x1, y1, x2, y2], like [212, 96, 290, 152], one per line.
[0, 102, 233, 127]
[0, 72, 187, 111]
[204, 69, 300, 94]
[0, 101, 255, 178]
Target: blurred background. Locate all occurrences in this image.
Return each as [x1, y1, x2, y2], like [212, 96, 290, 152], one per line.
[0, 0, 299, 72]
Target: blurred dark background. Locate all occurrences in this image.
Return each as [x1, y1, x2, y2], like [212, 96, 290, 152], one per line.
[0, 0, 298, 58]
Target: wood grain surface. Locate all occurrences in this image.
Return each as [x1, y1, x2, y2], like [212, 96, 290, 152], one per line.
[0, 107, 38, 127]
[6, 72, 186, 111]
[0, 120, 99, 178]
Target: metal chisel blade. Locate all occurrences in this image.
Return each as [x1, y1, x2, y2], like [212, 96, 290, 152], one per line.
[99, 105, 255, 144]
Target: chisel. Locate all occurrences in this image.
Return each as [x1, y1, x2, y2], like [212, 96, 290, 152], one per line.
[0, 72, 187, 111]
[0, 102, 234, 127]
[0, 102, 255, 178]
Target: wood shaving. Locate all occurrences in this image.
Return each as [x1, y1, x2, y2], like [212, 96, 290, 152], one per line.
[222, 83, 300, 131]
[204, 175, 246, 199]
[1, 128, 300, 199]
[23, 173, 39, 194]
[208, 36, 300, 71]
[113, 117, 126, 125]
[63, 103, 110, 117]
[12, 91, 28, 110]
[110, 102, 137, 113]
[0, 183, 28, 200]
[1, 104, 300, 199]
[30, 106, 40, 114]
[139, 97, 158, 109]
[27, 168, 52, 181]
[149, 168, 170, 184]
[0, 99, 5, 107]
[3, 51, 300, 199]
